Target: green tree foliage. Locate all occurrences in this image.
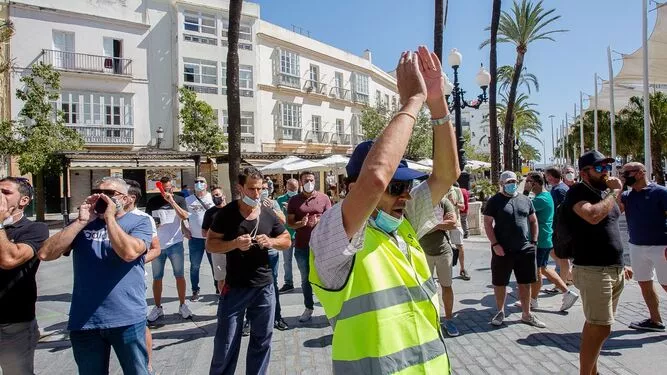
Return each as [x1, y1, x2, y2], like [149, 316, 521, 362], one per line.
[178, 86, 226, 156]
[463, 130, 491, 162]
[360, 103, 433, 160]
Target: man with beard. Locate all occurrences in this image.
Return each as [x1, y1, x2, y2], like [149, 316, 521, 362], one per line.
[617, 162, 667, 332]
[565, 151, 633, 375]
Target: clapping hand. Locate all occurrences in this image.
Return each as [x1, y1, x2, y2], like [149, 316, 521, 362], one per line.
[396, 50, 427, 106]
[255, 234, 272, 249]
[416, 46, 445, 104]
[236, 234, 252, 251]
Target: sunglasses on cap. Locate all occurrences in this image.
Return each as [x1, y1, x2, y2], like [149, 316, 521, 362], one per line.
[91, 189, 124, 197]
[386, 180, 413, 197]
[592, 164, 613, 173]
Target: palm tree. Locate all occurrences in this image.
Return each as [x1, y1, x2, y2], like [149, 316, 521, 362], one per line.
[433, 1, 447, 62]
[497, 65, 539, 94]
[481, 0, 566, 170]
[226, 0, 243, 199]
[488, 0, 502, 183]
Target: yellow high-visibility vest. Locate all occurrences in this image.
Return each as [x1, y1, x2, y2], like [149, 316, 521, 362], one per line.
[309, 219, 450, 374]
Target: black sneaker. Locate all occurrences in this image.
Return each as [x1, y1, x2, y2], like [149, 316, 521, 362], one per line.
[189, 290, 201, 302]
[278, 284, 294, 293]
[629, 318, 665, 332]
[242, 320, 250, 336]
[274, 318, 289, 331]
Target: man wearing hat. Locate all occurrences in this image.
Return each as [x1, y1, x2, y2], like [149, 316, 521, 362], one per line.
[483, 171, 544, 328]
[309, 46, 458, 373]
[563, 150, 632, 375]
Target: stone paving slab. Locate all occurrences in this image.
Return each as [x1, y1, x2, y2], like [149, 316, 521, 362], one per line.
[32, 228, 667, 374]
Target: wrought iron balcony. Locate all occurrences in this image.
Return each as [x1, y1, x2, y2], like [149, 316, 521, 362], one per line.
[42, 49, 133, 76]
[276, 127, 302, 141]
[303, 80, 327, 95]
[304, 130, 330, 144]
[332, 133, 351, 145]
[68, 125, 134, 145]
[329, 86, 350, 101]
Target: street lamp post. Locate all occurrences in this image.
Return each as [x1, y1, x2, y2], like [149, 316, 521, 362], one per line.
[445, 49, 491, 187]
[549, 115, 555, 163]
[156, 126, 165, 149]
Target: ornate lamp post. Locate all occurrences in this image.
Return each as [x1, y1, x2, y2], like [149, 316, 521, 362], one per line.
[445, 49, 491, 187]
[156, 126, 164, 149]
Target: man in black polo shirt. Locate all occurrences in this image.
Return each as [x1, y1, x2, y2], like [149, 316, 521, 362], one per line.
[206, 167, 291, 375]
[566, 150, 633, 375]
[0, 177, 49, 374]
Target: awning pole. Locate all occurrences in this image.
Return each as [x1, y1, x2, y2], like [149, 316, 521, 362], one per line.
[608, 46, 617, 161]
[594, 73, 599, 150]
[642, 0, 652, 178]
[580, 92, 585, 155]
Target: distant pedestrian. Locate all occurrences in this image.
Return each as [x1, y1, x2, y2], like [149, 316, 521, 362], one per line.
[483, 171, 545, 328]
[0, 177, 49, 375]
[207, 167, 291, 375]
[448, 182, 469, 280]
[276, 179, 299, 293]
[545, 166, 572, 283]
[565, 151, 633, 375]
[618, 162, 667, 332]
[459, 184, 470, 238]
[39, 177, 153, 374]
[185, 177, 215, 302]
[563, 165, 577, 188]
[202, 186, 227, 294]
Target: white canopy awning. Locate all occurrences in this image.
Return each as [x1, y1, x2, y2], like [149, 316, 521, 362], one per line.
[416, 158, 433, 167]
[316, 154, 349, 169]
[260, 156, 328, 174]
[404, 160, 432, 173]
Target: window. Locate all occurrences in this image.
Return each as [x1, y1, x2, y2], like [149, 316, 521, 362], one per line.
[375, 90, 381, 106]
[309, 64, 320, 92]
[222, 63, 253, 96]
[183, 11, 216, 35]
[392, 96, 397, 110]
[222, 110, 255, 143]
[183, 34, 217, 46]
[352, 73, 369, 103]
[183, 58, 217, 85]
[336, 119, 345, 135]
[334, 72, 345, 98]
[221, 19, 252, 42]
[280, 103, 302, 140]
[312, 115, 321, 132]
[385, 94, 390, 107]
[279, 49, 300, 88]
[53, 91, 133, 127]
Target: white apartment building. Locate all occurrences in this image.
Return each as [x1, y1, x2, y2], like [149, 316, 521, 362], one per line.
[462, 103, 490, 156]
[8, 0, 399, 210]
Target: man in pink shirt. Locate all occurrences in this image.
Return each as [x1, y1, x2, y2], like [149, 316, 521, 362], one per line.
[287, 171, 331, 322]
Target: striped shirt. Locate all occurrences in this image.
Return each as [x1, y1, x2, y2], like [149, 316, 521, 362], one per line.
[310, 181, 441, 290]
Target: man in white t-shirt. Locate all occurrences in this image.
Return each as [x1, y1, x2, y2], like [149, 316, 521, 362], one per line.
[185, 177, 215, 301]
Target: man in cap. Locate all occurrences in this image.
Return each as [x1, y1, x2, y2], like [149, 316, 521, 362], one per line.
[309, 46, 456, 373]
[564, 150, 632, 375]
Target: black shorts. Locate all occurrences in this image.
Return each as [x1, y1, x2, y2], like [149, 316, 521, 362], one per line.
[491, 247, 538, 286]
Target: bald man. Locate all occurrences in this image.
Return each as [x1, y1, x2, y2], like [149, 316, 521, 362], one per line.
[617, 162, 667, 332]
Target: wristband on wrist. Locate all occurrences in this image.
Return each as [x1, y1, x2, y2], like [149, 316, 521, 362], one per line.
[491, 242, 499, 248]
[430, 114, 453, 126]
[394, 111, 417, 122]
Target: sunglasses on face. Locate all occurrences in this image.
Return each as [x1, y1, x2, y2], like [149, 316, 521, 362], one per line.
[91, 189, 123, 197]
[622, 169, 641, 177]
[195, 180, 206, 183]
[593, 164, 613, 173]
[386, 180, 413, 197]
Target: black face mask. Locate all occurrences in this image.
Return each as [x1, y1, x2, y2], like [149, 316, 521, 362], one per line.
[623, 175, 637, 187]
[212, 196, 224, 206]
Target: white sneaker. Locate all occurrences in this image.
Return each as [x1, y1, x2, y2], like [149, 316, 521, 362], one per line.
[560, 290, 580, 311]
[179, 303, 193, 319]
[491, 310, 505, 326]
[299, 308, 314, 322]
[147, 306, 163, 322]
[512, 298, 538, 309]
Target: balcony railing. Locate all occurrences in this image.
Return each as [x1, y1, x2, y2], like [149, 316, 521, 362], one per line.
[305, 130, 330, 144]
[333, 133, 351, 145]
[303, 80, 327, 95]
[68, 125, 134, 145]
[277, 73, 300, 89]
[42, 49, 133, 76]
[329, 86, 350, 101]
[276, 127, 302, 141]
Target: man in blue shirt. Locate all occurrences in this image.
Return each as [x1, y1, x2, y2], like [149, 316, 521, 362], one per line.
[545, 167, 569, 207]
[618, 162, 667, 332]
[39, 177, 153, 374]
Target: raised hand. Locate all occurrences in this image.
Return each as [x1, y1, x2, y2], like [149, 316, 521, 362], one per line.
[416, 46, 445, 103]
[97, 194, 118, 220]
[396, 50, 427, 106]
[79, 195, 98, 223]
[0, 193, 13, 221]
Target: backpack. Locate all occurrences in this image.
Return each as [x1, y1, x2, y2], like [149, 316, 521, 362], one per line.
[552, 200, 574, 259]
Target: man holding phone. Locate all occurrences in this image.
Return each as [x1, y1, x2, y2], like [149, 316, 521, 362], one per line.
[39, 177, 153, 374]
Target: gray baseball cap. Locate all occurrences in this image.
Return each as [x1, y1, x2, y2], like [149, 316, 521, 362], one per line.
[500, 171, 517, 183]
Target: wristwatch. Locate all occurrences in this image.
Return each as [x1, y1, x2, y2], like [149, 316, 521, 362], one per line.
[430, 114, 454, 126]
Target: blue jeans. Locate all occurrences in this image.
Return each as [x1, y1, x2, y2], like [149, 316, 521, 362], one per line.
[209, 284, 275, 375]
[70, 320, 148, 375]
[205, 251, 219, 293]
[283, 241, 294, 286]
[268, 250, 282, 320]
[152, 242, 185, 279]
[0, 320, 39, 375]
[294, 247, 314, 310]
[189, 237, 207, 293]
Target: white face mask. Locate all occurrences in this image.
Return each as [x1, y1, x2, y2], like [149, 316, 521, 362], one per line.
[565, 172, 575, 181]
[303, 181, 315, 193]
[3, 215, 14, 226]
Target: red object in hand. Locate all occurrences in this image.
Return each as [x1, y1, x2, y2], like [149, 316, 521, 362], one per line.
[155, 181, 166, 195]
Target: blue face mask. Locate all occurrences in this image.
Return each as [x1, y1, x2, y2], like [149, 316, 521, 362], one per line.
[286, 190, 298, 197]
[504, 183, 518, 195]
[194, 182, 206, 191]
[242, 194, 260, 207]
[374, 208, 403, 233]
[260, 190, 269, 200]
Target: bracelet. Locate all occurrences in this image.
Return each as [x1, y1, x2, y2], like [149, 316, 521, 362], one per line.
[394, 111, 417, 122]
[430, 115, 452, 126]
[491, 242, 499, 248]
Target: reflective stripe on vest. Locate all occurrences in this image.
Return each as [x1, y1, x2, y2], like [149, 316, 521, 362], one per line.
[332, 338, 445, 374]
[330, 278, 437, 328]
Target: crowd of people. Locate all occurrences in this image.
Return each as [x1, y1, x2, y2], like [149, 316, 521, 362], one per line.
[1, 45, 666, 375]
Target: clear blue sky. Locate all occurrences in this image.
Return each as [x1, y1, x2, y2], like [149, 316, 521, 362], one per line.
[253, 0, 658, 163]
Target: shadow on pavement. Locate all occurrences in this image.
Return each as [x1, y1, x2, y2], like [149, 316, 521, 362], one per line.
[151, 322, 217, 350]
[515, 329, 667, 354]
[37, 293, 72, 303]
[303, 334, 333, 348]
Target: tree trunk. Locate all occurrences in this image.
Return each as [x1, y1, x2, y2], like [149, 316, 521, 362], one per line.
[34, 170, 45, 222]
[226, 0, 243, 200]
[502, 51, 525, 171]
[434, 0, 444, 63]
[489, 0, 502, 184]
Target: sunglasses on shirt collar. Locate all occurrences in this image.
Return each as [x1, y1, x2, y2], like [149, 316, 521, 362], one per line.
[386, 180, 414, 197]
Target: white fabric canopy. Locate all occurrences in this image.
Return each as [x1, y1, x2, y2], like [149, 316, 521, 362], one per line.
[416, 158, 433, 167]
[316, 154, 349, 169]
[466, 160, 491, 170]
[404, 160, 432, 173]
[260, 156, 328, 174]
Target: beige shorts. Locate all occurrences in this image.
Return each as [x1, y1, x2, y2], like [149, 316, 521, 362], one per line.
[426, 252, 453, 287]
[210, 253, 227, 281]
[573, 265, 624, 325]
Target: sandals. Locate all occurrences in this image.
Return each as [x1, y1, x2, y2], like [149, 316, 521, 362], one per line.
[460, 270, 471, 281]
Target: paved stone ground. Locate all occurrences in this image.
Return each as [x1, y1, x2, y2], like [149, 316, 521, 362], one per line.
[33, 224, 667, 374]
